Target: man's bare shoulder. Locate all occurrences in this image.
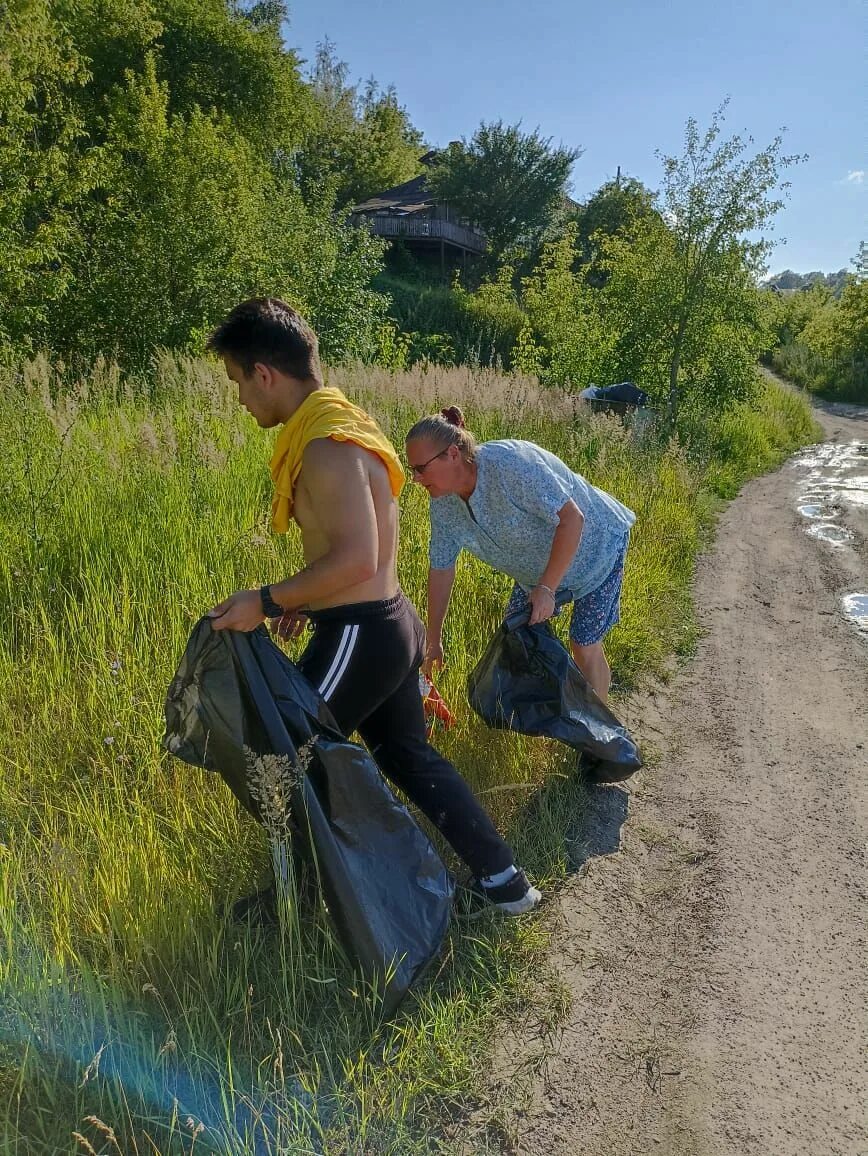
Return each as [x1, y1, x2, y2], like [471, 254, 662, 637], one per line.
[301, 437, 388, 479]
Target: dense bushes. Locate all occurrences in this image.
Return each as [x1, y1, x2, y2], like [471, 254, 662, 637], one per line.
[376, 273, 526, 368]
[763, 279, 867, 403]
[0, 0, 398, 367]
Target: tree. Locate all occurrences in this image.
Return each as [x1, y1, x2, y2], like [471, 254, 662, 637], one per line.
[601, 216, 768, 418]
[517, 225, 620, 387]
[854, 242, 867, 281]
[650, 102, 803, 421]
[57, 0, 316, 158]
[156, 0, 315, 156]
[573, 175, 660, 282]
[760, 281, 831, 350]
[50, 56, 387, 366]
[427, 121, 580, 268]
[799, 278, 868, 401]
[0, 0, 97, 347]
[595, 103, 801, 423]
[1, 2, 392, 365]
[296, 40, 423, 208]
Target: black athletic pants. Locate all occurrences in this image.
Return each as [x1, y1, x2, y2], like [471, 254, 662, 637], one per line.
[296, 592, 515, 880]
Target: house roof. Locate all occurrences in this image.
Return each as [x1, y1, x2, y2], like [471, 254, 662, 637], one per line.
[353, 172, 581, 218]
[352, 172, 433, 216]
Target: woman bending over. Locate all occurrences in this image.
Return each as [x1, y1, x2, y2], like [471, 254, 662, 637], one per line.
[405, 407, 635, 702]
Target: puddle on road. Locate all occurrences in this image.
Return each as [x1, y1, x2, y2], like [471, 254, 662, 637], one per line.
[794, 440, 868, 544]
[796, 442, 868, 472]
[795, 440, 868, 641]
[797, 503, 830, 519]
[802, 478, 868, 508]
[842, 594, 868, 636]
[836, 481, 868, 508]
[806, 523, 853, 546]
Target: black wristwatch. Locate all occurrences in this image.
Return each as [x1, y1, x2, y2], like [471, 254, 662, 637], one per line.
[259, 585, 284, 619]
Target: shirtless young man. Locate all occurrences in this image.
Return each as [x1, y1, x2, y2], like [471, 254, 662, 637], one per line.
[205, 298, 541, 917]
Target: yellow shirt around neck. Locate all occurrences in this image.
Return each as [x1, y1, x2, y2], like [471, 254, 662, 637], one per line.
[269, 386, 405, 533]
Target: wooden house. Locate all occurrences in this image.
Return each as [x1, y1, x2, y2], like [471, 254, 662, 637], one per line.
[351, 150, 487, 275]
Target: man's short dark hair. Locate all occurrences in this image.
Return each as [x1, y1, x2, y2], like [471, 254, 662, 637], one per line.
[206, 298, 322, 381]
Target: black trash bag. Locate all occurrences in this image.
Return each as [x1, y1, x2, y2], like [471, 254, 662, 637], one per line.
[579, 382, 650, 409]
[163, 618, 454, 1008]
[598, 381, 649, 406]
[467, 604, 642, 781]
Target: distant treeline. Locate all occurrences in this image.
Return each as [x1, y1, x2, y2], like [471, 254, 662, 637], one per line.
[763, 273, 867, 402]
[763, 269, 851, 296]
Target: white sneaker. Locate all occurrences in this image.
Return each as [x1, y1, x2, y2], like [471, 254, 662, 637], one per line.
[473, 868, 542, 915]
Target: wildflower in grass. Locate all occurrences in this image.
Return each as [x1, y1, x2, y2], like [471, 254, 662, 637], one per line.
[82, 1117, 120, 1152]
[244, 740, 315, 910]
[185, 1116, 205, 1139]
[157, 1028, 177, 1058]
[78, 1042, 106, 1086]
[135, 418, 162, 462]
[72, 1133, 99, 1156]
[244, 743, 313, 838]
[200, 438, 227, 471]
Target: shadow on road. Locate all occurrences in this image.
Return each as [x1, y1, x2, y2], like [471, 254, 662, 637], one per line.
[565, 783, 630, 872]
[811, 398, 868, 422]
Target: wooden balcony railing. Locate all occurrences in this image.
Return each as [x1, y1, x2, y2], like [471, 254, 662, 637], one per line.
[356, 214, 487, 254]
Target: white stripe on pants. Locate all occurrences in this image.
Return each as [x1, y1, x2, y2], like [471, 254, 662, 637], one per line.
[319, 624, 360, 701]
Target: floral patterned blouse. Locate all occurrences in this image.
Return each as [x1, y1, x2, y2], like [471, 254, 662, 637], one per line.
[428, 439, 635, 598]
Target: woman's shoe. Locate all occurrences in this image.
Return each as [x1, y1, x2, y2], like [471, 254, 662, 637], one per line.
[577, 750, 637, 783]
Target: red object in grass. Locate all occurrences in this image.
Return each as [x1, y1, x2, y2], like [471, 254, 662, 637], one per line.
[419, 673, 457, 733]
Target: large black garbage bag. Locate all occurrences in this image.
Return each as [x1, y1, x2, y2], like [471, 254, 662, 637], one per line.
[599, 381, 649, 406]
[580, 381, 649, 407]
[163, 618, 454, 1007]
[467, 606, 642, 780]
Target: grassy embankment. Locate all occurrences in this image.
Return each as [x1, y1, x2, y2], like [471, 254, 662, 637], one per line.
[770, 343, 867, 405]
[0, 354, 819, 1153]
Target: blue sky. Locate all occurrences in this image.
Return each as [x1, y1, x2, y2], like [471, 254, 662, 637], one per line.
[286, 0, 865, 275]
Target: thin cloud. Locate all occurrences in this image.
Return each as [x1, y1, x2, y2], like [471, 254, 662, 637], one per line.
[844, 170, 864, 184]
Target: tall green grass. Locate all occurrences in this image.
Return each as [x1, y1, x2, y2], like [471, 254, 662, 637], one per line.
[771, 341, 868, 404]
[680, 378, 822, 500]
[0, 354, 817, 1152]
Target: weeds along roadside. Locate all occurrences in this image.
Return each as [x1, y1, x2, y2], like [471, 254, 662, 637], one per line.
[0, 353, 819, 1153]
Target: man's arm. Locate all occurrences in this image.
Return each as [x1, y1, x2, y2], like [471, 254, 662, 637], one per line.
[209, 439, 380, 631]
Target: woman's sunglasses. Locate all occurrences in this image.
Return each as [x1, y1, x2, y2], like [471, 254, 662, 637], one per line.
[406, 448, 448, 478]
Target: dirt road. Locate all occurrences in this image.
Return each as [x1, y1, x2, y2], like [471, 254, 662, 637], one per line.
[481, 394, 868, 1155]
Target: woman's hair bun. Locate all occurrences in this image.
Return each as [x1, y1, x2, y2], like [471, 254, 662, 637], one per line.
[440, 405, 466, 428]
